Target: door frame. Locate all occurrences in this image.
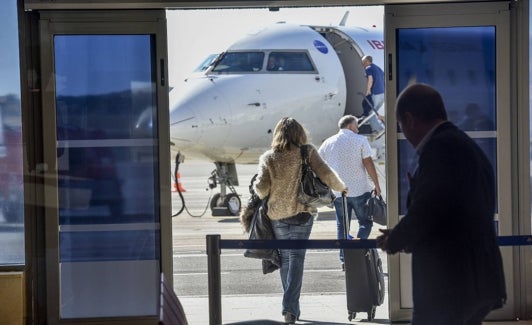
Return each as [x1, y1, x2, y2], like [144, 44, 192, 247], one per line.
[39, 10, 171, 324]
[384, 2, 514, 322]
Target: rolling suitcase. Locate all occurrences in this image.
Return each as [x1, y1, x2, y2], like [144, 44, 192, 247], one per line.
[342, 193, 385, 321]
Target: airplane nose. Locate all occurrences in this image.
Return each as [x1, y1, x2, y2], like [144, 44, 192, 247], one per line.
[169, 88, 201, 150]
[169, 77, 232, 159]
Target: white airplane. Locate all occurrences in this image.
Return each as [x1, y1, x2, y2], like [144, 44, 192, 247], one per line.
[169, 20, 384, 216]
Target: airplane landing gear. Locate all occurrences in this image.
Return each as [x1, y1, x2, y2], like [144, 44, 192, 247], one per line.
[208, 162, 241, 216]
[209, 192, 241, 216]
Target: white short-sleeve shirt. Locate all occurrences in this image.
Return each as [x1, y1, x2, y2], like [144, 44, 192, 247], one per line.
[318, 129, 373, 197]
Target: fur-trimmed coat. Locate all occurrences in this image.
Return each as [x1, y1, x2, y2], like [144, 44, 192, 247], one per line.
[240, 193, 260, 234]
[239, 175, 280, 274]
[254, 144, 346, 220]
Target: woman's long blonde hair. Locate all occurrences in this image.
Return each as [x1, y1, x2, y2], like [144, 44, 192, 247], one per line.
[271, 117, 308, 152]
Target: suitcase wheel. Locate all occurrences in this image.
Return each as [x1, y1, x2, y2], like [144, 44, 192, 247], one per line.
[367, 306, 376, 321]
[348, 311, 356, 321]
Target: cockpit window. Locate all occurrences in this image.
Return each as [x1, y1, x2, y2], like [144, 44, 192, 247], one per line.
[211, 52, 264, 73]
[193, 53, 218, 72]
[267, 52, 316, 72]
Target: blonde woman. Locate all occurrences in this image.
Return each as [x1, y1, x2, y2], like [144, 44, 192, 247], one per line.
[254, 117, 347, 324]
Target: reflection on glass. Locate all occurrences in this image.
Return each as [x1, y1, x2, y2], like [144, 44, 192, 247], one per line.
[398, 138, 497, 215]
[397, 27, 496, 130]
[54, 35, 160, 318]
[396, 26, 497, 215]
[54, 35, 159, 224]
[397, 140, 417, 215]
[0, 0, 24, 265]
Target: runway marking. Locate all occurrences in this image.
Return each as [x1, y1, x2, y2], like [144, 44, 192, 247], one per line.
[174, 269, 344, 276]
[303, 269, 344, 273]
[175, 272, 230, 276]
[173, 250, 339, 258]
[177, 292, 348, 298]
[173, 245, 205, 248]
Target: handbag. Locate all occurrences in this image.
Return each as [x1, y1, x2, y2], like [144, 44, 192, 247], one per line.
[366, 190, 387, 226]
[297, 145, 335, 208]
[243, 198, 281, 274]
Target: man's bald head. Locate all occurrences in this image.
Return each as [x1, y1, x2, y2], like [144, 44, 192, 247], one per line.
[396, 83, 447, 122]
[395, 83, 448, 147]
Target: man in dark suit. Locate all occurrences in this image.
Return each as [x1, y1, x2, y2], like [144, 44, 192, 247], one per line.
[377, 83, 506, 324]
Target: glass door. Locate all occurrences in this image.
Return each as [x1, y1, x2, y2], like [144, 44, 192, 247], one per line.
[39, 11, 171, 323]
[385, 2, 514, 322]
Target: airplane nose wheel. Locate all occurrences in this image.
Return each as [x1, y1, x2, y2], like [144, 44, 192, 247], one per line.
[210, 193, 241, 216]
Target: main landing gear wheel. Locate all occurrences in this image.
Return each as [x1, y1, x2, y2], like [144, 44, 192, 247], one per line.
[210, 193, 241, 216]
[210, 193, 222, 211]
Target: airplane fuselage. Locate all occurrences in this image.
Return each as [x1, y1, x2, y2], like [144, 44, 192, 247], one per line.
[169, 23, 386, 164]
[168, 22, 384, 215]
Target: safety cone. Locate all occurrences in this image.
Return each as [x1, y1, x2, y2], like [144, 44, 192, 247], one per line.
[173, 172, 186, 192]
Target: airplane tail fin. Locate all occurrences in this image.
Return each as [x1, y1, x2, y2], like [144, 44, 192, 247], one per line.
[339, 11, 350, 26]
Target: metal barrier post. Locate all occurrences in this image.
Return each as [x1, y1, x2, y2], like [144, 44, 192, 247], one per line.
[207, 234, 222, 325]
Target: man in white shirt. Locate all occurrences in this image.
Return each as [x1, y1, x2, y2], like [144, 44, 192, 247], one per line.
[319, 115, 381, 266]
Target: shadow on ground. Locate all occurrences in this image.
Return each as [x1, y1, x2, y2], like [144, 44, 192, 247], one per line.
[224, 319, 393, 325]
[224, 321, 347, 325]
[224, 317, 391, 324]
[217, 217, 240, 223]
[224, 321, 281, 325]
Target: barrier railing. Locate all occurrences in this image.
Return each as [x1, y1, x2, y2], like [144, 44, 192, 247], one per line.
[205, 234, 532, 325]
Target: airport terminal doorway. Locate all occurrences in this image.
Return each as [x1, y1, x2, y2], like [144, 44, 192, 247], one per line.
[38, 10, 172, 324]
[384, 2, 515, 322]
[16, 1, 530, 323]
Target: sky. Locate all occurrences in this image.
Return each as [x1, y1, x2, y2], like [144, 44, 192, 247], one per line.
[166, 6, 384, 88]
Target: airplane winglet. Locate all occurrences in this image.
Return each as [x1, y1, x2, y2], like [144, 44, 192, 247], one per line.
[339, 11, 350, 26]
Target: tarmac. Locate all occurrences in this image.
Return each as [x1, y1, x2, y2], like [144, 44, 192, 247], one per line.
[179, 287, 531, 325]
[175, 210, 531, 325]
[178, 214, 388, 325]
[181, 293, 387, 324]
[176, 216, 528, 325]
[180, 294, 532, 325]
[173, 162, 530, 325]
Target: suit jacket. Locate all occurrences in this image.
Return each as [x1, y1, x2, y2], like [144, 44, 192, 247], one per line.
[387, 122, 506, 315]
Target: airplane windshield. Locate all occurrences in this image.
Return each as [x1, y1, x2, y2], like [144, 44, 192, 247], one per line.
[267, 52, 316, 72]
[193, 53, 219, 72]
[211, 52, 264, 73]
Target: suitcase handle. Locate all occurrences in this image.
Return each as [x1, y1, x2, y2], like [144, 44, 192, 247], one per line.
[342, 192, 349, 240]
